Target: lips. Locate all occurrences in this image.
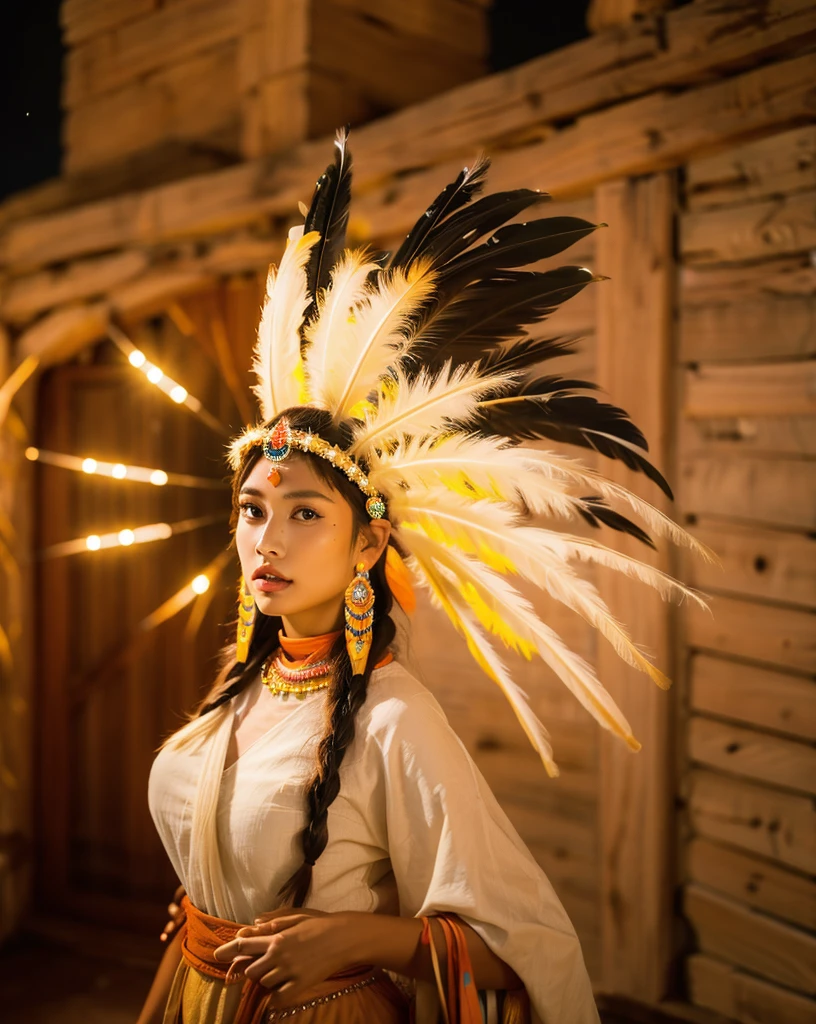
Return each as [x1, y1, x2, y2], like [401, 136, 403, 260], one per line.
[251, 565, 292, 583]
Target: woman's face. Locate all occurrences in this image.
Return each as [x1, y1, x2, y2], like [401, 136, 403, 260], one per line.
[235, 453, 390, 637]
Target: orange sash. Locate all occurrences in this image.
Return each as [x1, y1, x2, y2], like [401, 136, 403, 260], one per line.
[176, 896, 405, 1023]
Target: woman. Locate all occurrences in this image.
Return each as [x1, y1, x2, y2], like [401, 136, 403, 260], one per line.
[141, 132, 708, 1023]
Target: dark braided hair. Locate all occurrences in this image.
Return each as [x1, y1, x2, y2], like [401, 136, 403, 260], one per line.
[194, 405, 397, 907]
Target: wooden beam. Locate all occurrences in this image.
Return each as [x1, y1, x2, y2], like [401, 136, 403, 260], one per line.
[587, 0, 672, 33]
[4, 39, 815, 271]
[594, 173, 675, 1001]
[685, 884, 816, 995]
[685, 592, 816, 674]
[64, 0, 243, 108]
[687, 838, 815, 931]
[687, 953, 816, 1024]
[685, 519, 815, 609]
[60, 0, 156, 47]
[689, 653, 816, 742]
[680, 414, 816, 459]
[687, 769, 814, 873]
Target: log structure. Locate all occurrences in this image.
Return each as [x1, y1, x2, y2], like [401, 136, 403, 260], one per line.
[0, 1, 814, 1020]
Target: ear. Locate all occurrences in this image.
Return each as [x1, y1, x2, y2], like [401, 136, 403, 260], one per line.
[355, 518, 391, 570]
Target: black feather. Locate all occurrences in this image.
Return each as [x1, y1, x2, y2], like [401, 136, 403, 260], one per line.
[477, 335, 581, 375]
[406, 267, 594, 376]
[468, 376, 675, 500]
[576, 496, 657, 549]
[439, 216, 599, 291]
[423, 189, 550, 268]
[302, 127, 353, 322]
[388, 156, 490, 272]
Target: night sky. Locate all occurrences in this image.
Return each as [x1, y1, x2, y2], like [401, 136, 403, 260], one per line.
[0, 0, 590, 202]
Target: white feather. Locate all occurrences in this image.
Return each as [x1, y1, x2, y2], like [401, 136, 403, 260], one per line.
[401, 528, 640, 752]
[302, 251, 380, 410]
[406, 540, 559, 776]
[349, 362, 515, 457]
[328, 261, 439, 422]
[400, 488, 689, 688]
[251, 231, 320, 419]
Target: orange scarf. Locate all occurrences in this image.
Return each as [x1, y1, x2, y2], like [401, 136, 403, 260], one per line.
[278, 629, 393, 670]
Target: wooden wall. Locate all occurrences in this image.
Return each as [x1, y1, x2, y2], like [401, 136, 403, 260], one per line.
[677, 126, 816, 1022]
[60, 0, 488, 182]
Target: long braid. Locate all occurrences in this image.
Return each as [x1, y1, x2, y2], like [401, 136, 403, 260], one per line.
[278, 555, 395, 908]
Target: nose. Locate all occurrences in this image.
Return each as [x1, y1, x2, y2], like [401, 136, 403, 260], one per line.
[255, 513, 285, 559]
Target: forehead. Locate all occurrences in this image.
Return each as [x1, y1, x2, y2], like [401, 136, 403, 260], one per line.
[240, 452, 334, 493]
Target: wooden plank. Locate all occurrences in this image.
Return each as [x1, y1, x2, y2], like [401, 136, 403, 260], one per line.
[689, 653, 816, 742]
[587, 0, 672, 33]
[685, 520, 816, 609]
[684, 361, 816, 419]
[679, 294, 816, 363]
[685, 592, 816, 674]
[687, 768, 815, 873]
[681, 255, 816, 302]
[684, 884, 816, 994]
[687, 837, 816, 930]
[686, 125, 816, 211]
[64, 0, 242, 107]
[325, 0, 488, 56]
[679, 414, 816, 459]
[681, 191, 816, 265]
[688, 953, 816, 1024]
[0, 250, 149, 325]
[595, 174, 674, 1002]
[60, 0, 155, 46]
[679, 454, 816, 530]
[688, 715, 816, 795]
[64, 42, 240, 175]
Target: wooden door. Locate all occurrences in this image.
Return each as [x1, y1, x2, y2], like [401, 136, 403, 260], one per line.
[33, 313, 238, 931]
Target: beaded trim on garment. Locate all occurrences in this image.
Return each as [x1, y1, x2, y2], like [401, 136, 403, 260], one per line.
[266, 973, 379, 1019]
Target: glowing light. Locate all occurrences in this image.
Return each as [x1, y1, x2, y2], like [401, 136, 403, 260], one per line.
[170, 385, 187, 404]
[112, 463, 127, 478]
[129, 350, 147, 368]
[118, 529, 135, 546]
[191, 574, 210, 594]
[86, 535, 101, 551]
[82, 458, 98, 474]
[25, 447, 39, 461]
[150, 470, 168, 486]
[146, 366, 163, 384]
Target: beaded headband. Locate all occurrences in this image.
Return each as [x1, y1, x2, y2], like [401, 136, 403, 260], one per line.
[232, 416, 387, 520]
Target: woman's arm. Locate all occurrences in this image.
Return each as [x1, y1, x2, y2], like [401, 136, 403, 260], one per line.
[135, 927, 184, 1024]
[216, 907, 521, 993]
[347, 910, 521, 989]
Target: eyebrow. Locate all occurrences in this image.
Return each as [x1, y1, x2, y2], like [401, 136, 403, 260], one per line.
[239, 486, 335, 502]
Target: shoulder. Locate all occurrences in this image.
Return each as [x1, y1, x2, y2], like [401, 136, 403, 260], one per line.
[357, 660, 462, 754]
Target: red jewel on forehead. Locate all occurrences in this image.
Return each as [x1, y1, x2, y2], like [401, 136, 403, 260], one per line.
[267, 466, 281, 486]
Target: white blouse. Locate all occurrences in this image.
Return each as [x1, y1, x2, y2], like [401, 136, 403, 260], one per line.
[148, 660, 599, 1023]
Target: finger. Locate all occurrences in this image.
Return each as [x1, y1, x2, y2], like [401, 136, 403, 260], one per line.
[253, 907, 306, 924]
[214, 936, 274, 961]
[225, 955, 254, 985]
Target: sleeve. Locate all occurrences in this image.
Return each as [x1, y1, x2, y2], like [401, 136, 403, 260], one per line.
[367, 687, 600, 1024]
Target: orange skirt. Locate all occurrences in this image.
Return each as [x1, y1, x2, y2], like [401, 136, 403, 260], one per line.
[162, 898, 410, 1024]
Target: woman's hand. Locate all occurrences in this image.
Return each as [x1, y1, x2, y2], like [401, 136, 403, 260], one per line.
[213, 907, 354, 1000]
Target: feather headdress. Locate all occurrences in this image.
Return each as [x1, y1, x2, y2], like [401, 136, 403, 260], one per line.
[229, 127, 714, 776]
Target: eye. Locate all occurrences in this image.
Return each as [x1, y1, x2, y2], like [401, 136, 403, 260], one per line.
[238, 501, 263, 519]
[293, 507, 322, 522]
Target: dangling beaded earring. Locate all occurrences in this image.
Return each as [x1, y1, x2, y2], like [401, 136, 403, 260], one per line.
[236, 576, 256, 663]
[344, 562, 374, 676]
